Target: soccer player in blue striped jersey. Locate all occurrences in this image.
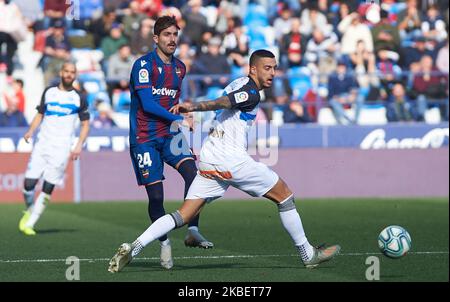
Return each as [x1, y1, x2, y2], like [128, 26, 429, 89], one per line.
[127, 16, 212, 270]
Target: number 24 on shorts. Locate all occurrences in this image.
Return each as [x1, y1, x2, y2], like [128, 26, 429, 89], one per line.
[137, 152, 152, 168]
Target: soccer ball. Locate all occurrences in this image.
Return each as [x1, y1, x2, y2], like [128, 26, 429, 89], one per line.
[378, 225, 412, 258]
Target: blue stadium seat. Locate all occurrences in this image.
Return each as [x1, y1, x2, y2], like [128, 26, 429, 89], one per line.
[247, 28, 268, 50]
[230, 64, 244, 80]
[287, 67, 312, 100]
[243, 3, 269, 28]
[113, 91, 131, 113]
[205, 86, 224, 100]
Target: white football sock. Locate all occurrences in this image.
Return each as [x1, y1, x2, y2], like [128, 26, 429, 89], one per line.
[25, 192, 50, 228]
[278, 196, 314, 262]
[131, 214, 176, 256]
[187, 226, 198, 232]
[297, 242, 314, 262]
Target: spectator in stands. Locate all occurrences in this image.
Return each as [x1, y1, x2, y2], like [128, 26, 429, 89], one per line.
[176, 39, 195, 73]
[403, 36, 435, 68]
[43, 0, 68, 29]
[386, 82, 418, 122]
[330, 2, 350, 38]
[273, 3, 293, 44]
[376, 48, 403, 101]
[304, 26, 340, 80]
[397, 0, 423, 41]
[130, 17, 155, 56]
[300, 2, 328, 37]
[0, 97, 27, 127]
[137, 0, 163, 19]
[175, 39, 196, 101]
[42, 20, 71, 85]
[339, 12, 374, 57]
[214, 0, 241, 35]
[92, 101, 116, 129]
[350, 40, 376, 92]
[122, 0, 146, 38]
[223, 18, 249, 76]
[181, 0, 208, 49]
[89, 6, 117, 47]
[280, 18, 307, 69]
[283, 101, 312, 124]
[191, 36, 230, 96]
[316, 0, 331, 16]
[372, 10, 401, 58]
[12, 79, 25, 113]
[328, 60, 362, 124]
[0, 0, 26, 82]
[411, 55, 449, 121]
[100, 23, 128, 71]
[107, 44, 134, 99]
[421, 4, 448, 44]
[269, 78, 290, 125]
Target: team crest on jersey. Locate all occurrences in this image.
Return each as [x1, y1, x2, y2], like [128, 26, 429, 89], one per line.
[139, 69, 149, 83]
[234, 91, 249, 104]
[175, 67, 182, 76]
[141, 169, 149, 178]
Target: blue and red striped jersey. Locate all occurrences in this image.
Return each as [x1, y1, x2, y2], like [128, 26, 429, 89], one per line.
[129, 49, 186, 145]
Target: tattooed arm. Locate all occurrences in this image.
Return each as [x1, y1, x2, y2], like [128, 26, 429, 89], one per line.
[170, 96, 232, 114]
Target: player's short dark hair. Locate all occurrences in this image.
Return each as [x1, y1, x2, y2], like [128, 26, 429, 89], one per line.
[249, 50, 275, 67]
[154, 15, 180, 36]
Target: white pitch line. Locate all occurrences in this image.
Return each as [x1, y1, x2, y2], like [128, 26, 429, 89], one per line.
[0, 251, 448, 264]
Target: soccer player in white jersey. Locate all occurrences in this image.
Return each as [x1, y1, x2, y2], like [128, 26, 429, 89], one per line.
[18, 62, 90, 235]
[108, 50, 340, 272]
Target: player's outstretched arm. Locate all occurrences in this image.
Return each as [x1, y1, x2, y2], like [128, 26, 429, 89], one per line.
[24, 113, 43, 143]
[170, 96, 232, 114]
[137, 89, 183, 122]
[71, 120, 90, 161]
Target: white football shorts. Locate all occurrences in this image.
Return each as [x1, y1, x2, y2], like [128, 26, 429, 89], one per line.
[186, 156, 279, 202]
[25, 141, 71, 185]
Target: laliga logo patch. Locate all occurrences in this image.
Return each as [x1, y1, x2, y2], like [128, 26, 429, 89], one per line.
[234, 91, 249, 104]
[139, 69, 149, 83]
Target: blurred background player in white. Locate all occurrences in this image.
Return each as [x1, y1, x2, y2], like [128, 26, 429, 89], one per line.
[108, 50, 340, 273]
[19, 62, 90, 236]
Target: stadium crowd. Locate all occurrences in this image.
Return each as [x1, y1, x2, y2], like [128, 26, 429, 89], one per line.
[0, 0, 449, 127]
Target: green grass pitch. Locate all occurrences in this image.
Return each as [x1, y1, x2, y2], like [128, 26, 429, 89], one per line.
[0, 198, 448, 282]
